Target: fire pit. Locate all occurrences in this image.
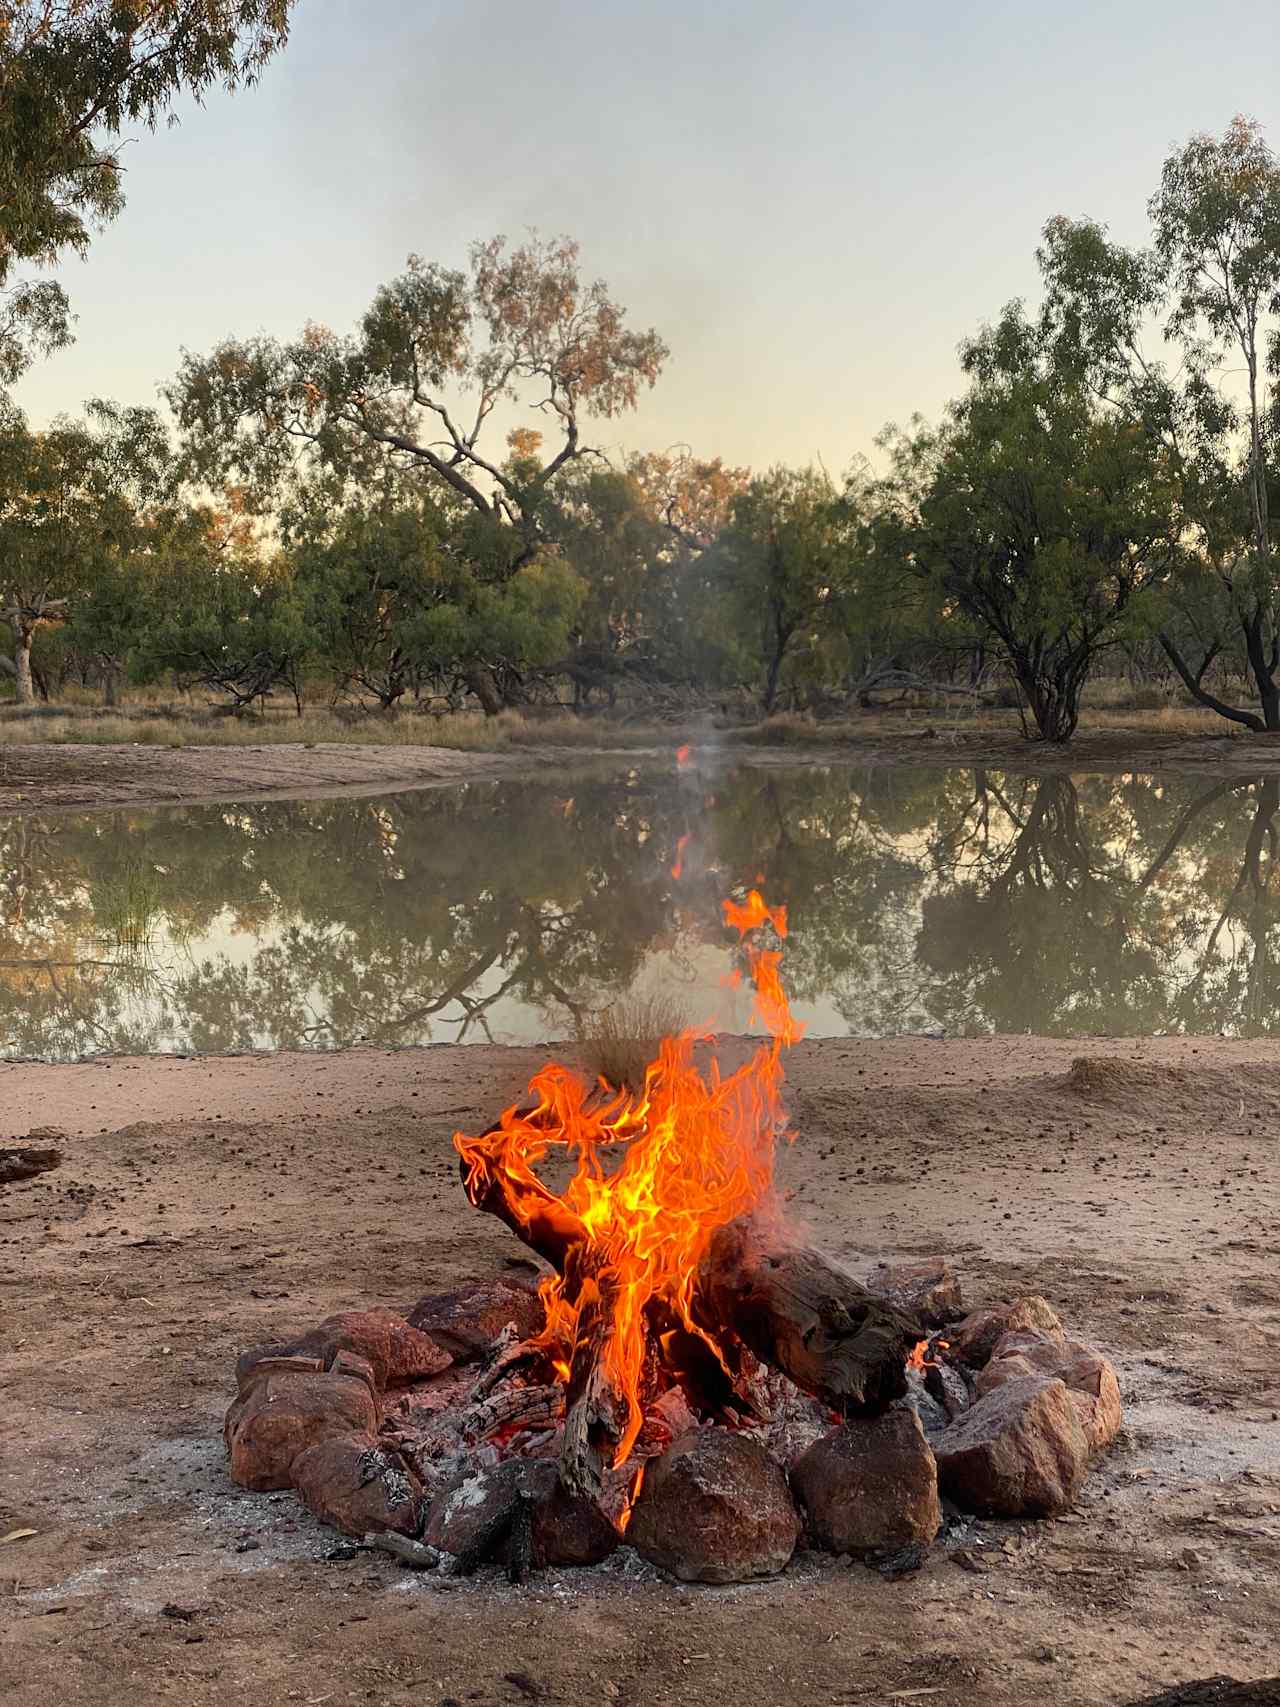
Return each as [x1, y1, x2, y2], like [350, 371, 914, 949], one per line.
[224, 892, 1123, 1583]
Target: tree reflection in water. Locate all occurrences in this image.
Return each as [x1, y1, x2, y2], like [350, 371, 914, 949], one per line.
[3, 764, 1280, 1061]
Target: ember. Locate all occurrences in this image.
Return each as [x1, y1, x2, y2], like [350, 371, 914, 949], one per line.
[224, 884, 1125, 1584]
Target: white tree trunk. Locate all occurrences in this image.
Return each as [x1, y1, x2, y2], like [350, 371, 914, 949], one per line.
[10, 618, 34, 705]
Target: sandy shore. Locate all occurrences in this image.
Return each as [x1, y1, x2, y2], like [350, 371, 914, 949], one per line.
[3, 1033, 1279, 1706]
[6, 726, 1280, 816]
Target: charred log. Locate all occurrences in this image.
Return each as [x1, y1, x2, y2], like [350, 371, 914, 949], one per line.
[560, 1282, 634, 1500]
[699, 1216, 915, 1416]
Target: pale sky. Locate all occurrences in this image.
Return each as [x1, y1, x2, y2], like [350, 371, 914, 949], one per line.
[14, 0, 1280, 472]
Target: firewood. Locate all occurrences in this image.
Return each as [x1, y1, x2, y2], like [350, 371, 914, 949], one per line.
[462, 1154, 916, 1457]
[458, 1150, 583, 1272]
[559, 1286, 633, 1501]
[697, 1216, 916, 1416]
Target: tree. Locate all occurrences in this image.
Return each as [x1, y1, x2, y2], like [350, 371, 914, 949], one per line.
[877, 309, 1179, 742]
[140, 543, 312, 714]
[0, 1, 295, 378]
[1035, 119, 1280, 730]
[0, 397, 170, 701]
[711, 466, 848, 713]
[171, 234, 668, 568]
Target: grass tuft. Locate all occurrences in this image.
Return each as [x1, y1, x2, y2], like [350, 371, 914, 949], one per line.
[576, 991, 690, 1094]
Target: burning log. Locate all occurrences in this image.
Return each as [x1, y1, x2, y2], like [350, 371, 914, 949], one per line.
[698, 1217, 915, 1416]
[454, 888, 913, 1500]
[463, 1161, 914, 1442]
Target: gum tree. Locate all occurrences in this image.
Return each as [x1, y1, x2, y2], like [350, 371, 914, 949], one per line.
[171, 234, 669, 573]
[876, 308, 1180, 743]
[1037, 119, 1280, 729]
[0, 1, 295, 377]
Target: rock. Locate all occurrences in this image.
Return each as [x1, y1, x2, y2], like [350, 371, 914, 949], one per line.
[627, 1428, 799, 1584]
[406, 1280, 544, 1364]
[231, 1353, 325, 1394]
[948, 1296, 1063, 1367]
[866, 1258, 963, 1327]
[791, 1407, 941, 1556]
[975, 1334, 1121, 1453]
[225, 1370, 379, 1492]
[422, 1458, 617, 1568]
[933, 1375, 1086, 1517]
[948, 1307, 1015, 1367]
[924, 1358, 971, 1420]
[329, 1350, 378, 1396]
[292, 1435, 424, 1537]
[235, 1308, 451, 1394]
[1003, 1297, 1064, 1341]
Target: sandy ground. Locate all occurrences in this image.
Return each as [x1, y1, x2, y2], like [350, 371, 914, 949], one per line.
[2, 1033, 1280, 1707]
[0, 740, 659, 815]
[7, 726, 1280, 816]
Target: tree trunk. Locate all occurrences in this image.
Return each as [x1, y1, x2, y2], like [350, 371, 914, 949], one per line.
[11, 622, 34, 706]
[466, 667, 504, 717]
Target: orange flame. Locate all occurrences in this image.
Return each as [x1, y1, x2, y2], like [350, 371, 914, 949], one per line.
[675, 744, 692, 766]
[454, 891, 802, 1473]
[907, 1337, 950, 1372]
[671, 832, 690, 880]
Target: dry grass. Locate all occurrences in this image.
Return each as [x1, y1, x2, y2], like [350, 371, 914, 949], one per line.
[0, 704, 678, 751]
[576, 991, 690, 1093]
[0, 686, 1246, 754]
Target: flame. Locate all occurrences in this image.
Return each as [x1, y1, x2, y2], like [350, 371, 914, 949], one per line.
[907, 1337, 950, 1372]
[671, 832, 690, 880]
[454, 890, 803, 1474]
[675, 744, 692, 767]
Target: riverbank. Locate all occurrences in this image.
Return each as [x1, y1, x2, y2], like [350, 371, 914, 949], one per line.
[6, 723, 1280, 814]
[3, 1034, 1279, 1706]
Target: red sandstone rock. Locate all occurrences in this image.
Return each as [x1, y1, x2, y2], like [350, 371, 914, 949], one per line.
[865, 1258, 963, 1327]
[225, 1370, 379, 1492]
[1003, 1297, 1065, 1340]
[933, 1375, 1087, 1517]
[406, 1280, 544, 1363]
[791, 1406, 941, 1556]
[422, 1458, 617, 1568]
[235, 1307, 450, 1394]
[948, 1297, 1063, 1366]
[292, 1434, 424, 1538]
[627, 1428, 800, 1584]
[975, 1333, 1121, 1453]
[948, 1307, 1015, 1366]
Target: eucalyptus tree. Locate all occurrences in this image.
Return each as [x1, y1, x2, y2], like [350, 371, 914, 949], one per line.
[0, 1, 295, 378]
[710, 466, 850, 713]
[0, 397, 170, 700]
[171, 234, 668, 577]
[875, 309, 1180, 742]
[1035, 118, 1280, 729]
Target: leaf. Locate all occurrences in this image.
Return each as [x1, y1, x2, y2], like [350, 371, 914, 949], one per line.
[0, 1528, 37, 1544]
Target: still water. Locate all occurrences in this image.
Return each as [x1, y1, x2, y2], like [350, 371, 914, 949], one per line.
[3, 762, 1279, 1061]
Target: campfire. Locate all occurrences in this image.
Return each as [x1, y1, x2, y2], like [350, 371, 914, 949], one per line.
[225, 887, 1123, 1584]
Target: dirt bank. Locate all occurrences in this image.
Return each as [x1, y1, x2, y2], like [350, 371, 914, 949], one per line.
[7, 726, 1280, 815]
[0, 740, 669, 815]
[3, 1033, 1279, 1706]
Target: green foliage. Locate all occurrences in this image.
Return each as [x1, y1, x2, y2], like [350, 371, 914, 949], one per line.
[170, 233, 668, 566]
[0, 2, 294, 378]
[877, 310, 1179, 741]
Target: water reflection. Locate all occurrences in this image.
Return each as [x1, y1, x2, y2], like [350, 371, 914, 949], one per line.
[3, 764, 1280, 1061]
